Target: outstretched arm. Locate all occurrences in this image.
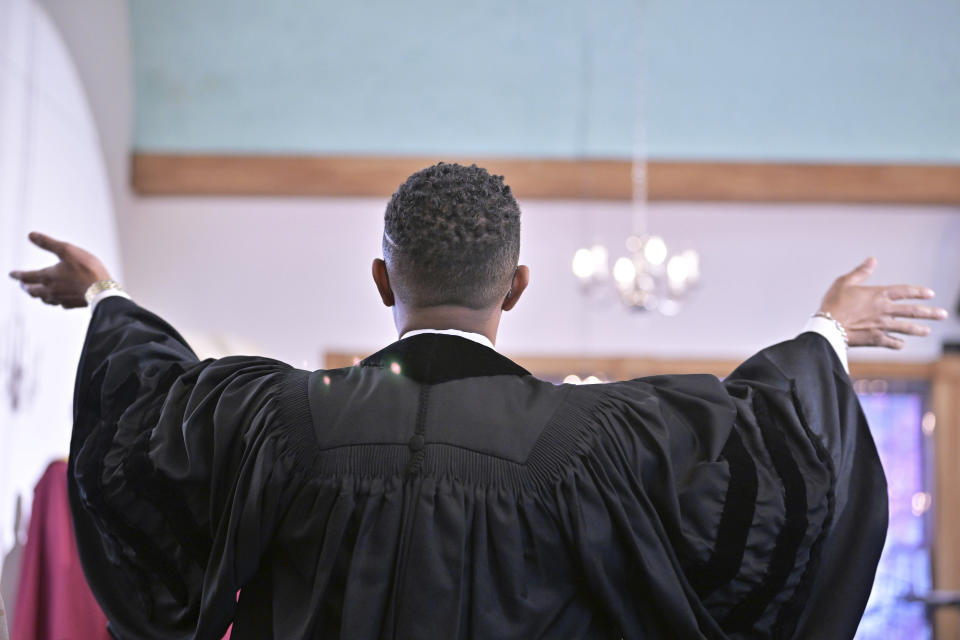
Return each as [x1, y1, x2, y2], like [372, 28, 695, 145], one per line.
[10, 232, 298, 638]
[585, 261, 946, 638]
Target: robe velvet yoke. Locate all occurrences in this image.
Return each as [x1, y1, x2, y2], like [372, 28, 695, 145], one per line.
[69, 297, 887, 639]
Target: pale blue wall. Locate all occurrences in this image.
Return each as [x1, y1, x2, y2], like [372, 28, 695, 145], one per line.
[130, 0, 960, 162]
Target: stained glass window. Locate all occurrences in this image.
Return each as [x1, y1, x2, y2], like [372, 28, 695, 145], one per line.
[855, 380, 932, 639]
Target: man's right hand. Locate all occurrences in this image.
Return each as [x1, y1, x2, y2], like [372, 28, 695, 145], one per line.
[8, 232, 112, 309]
[819, 258, 948, 349]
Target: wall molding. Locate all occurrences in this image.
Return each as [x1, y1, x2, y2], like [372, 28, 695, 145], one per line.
[132, 153, 960, 203]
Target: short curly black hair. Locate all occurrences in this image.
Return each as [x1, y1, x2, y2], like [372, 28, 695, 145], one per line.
[383, 163, 521, 310]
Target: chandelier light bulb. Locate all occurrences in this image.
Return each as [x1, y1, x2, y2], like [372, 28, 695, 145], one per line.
[613, 256, 637, 286]
[572, 248, 595, 279]
[643, 236, 668, 266]
[666, 254, 689, 287]
[590, 245, 609, 275]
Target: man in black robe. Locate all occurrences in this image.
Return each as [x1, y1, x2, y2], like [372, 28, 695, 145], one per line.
[10, 163, 948, 639]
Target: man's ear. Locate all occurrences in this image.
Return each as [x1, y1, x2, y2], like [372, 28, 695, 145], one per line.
[372, 258, 395, 307]
[502, 265, 530, 311]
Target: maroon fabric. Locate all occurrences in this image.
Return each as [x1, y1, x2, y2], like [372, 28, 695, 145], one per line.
[12, 461, 110, 640]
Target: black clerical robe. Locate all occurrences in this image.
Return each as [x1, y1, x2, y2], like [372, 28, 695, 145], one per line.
[69, 297, 886, 639]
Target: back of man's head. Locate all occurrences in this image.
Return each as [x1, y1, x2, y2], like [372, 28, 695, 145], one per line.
[383, 163, 521, 310]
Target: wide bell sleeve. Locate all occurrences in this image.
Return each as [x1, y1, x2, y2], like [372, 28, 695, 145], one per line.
[718, 331, 887, 639]
[68, 296, 300, 639]
[575, 331, 886, 639]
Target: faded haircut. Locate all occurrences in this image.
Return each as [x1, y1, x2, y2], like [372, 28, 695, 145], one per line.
[383, 163, 521, 310]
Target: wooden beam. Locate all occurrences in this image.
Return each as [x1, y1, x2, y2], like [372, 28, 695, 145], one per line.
[653, 161, 960, 204]
[131, 154, 631, 200]
[848, 360, 934, 380]
[132, 153, 960, 204]
[324, 351, 934, 381]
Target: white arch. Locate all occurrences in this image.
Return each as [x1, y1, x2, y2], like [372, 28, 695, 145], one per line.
[0, 0, 123, 552]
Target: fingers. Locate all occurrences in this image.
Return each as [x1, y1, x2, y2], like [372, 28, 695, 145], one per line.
[852, 328, 906, 350]
[21, 283, 51, 301]
[877, 333, 905, 350]
[885, 285, 936, 301]
[18, 282, 83, 308]
[9, 232, 66, 282]
[28, 231, 67, 258]
[842, 257, 877, 285]
[883, 319, 932, 337]
[888, 303, 949, 320]
[8, 266, 54, 284]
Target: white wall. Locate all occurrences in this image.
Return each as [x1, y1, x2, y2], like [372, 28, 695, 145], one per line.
[38, 0, 133, 267]
[124, 196, 960, 367]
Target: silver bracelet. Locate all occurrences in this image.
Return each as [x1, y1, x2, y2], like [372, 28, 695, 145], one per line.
[84, 279, 125, 305]
[812, 310, 849, 346]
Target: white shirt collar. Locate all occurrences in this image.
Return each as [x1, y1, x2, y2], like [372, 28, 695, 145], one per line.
[400, 328, 495, 350]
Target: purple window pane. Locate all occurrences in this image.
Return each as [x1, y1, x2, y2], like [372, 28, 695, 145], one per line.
[855, 391, 931, 640]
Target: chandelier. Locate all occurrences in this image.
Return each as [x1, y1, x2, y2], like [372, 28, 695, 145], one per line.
[571, 13, 700, 315]
[570, 181, 701, 314]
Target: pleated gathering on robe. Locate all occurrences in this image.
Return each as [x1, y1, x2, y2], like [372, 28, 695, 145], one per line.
[69, 297, 887, 639]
